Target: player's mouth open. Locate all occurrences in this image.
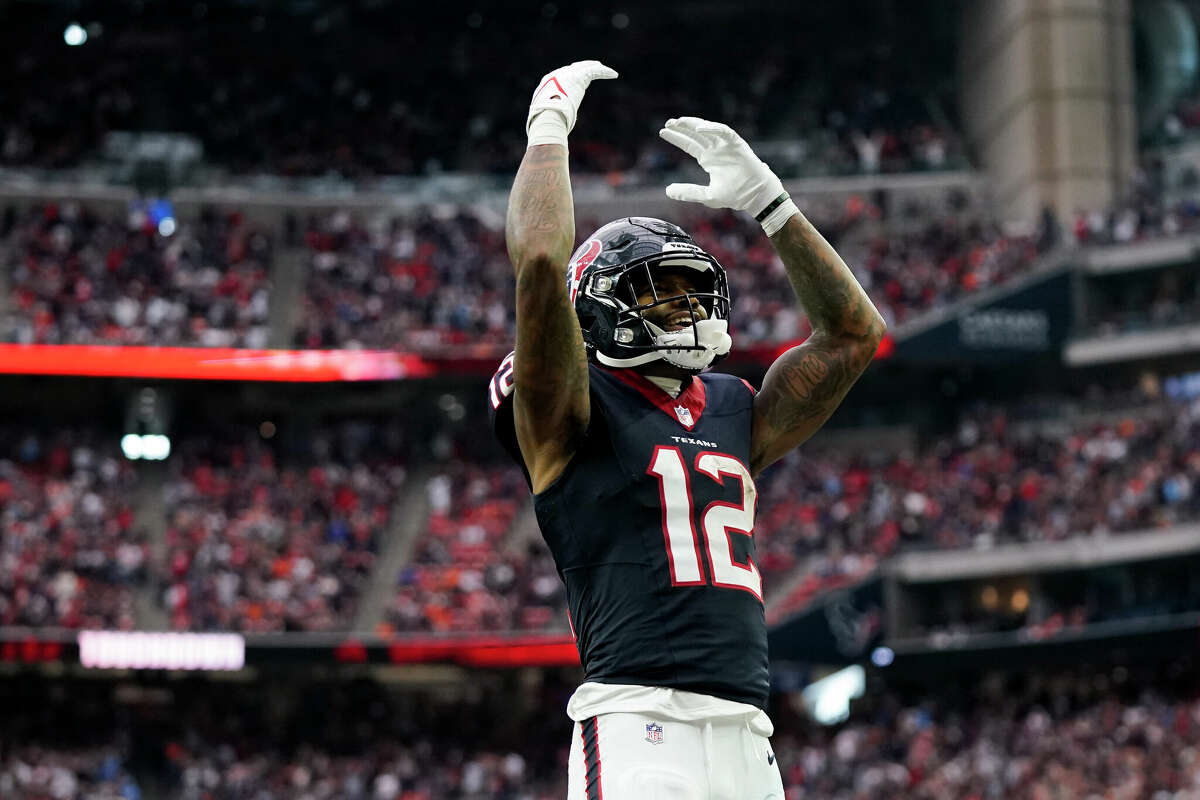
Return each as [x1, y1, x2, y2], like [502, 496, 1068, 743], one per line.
[665, 313, 696, 331]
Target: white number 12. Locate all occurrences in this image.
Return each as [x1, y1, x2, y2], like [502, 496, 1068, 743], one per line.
[646, 446, 762, 601]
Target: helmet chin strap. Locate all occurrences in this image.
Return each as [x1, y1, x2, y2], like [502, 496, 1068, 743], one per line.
[593, 321, 732, 372]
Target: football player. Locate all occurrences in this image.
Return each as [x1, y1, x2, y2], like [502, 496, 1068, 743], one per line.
[489, 61, 886, 799]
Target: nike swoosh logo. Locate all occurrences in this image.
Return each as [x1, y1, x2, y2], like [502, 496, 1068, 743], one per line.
[767, 752, 775, 765]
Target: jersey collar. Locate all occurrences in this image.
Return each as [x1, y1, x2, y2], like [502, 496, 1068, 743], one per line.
[601, 366, 707, 431]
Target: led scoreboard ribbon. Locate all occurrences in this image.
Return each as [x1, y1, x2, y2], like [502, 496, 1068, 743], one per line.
[0, 344, 433, 382]
[0, 631, 579, 670]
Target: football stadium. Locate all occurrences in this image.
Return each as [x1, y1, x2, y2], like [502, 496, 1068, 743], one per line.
[2, 0, 1200, 797]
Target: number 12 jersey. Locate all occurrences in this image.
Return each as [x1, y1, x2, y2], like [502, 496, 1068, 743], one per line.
[490, 355, 769, 710]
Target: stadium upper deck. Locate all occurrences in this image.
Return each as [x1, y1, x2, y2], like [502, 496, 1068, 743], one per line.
[0, 1, 961, 180]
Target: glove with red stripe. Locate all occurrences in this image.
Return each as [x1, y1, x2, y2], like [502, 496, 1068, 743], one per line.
[526, 60, 618, 149]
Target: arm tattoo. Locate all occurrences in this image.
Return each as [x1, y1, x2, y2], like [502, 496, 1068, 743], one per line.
[758, 335, 857, 432]
[507, 145, 573, 257]
[770, 214, 882, 342]
[752, 214, 886, 471]
[505, 144, 589, 488]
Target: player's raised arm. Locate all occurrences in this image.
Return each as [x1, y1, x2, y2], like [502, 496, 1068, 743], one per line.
[506, 61, 617, 493]
[660, 117, 886, 476]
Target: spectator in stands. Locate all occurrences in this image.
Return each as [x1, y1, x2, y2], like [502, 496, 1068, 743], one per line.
[293, 204, 1041, 352]
[159, 425, 406, 633]
[5, 663, 1200, 800]
[0, 7, 963, 180]
[2, 204, 272, 348]
[0, 429, 143, 629]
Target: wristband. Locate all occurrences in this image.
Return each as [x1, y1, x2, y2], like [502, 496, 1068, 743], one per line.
[754, 192, 790, 223]
[759, 196, 799, 236]
[527, 109, 570, 149]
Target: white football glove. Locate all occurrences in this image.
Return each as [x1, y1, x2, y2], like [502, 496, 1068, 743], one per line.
[526, 60, 618, 148]
[659, 117, 798, 235]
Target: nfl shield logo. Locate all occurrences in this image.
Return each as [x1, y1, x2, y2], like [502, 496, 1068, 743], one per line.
[644, 722, 664, 745]
[674, 405, 693, 427]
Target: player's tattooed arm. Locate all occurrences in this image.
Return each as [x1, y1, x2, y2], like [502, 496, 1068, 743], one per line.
[750, 213, 886, 476]
[506, 144, 590, 493]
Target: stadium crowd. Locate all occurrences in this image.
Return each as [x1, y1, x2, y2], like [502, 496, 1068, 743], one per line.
[1, 675, 568, 800]
[0, 192, 1064, 353]
[755, 394, 1200, 607]
[689, 206, 1041, 333]
[292, 208, 513, 353]
[0, 744, 138, 800]
[0, 428, 143, 630]
[382, 389, 1200, 634]
[773, 663, 1200, 800]
[0, 6, 960, 179]
[386, 460, 563, 635]
[1071, 171, 1200, 246]
[912, 557, 1200, 643]
[2, 203, 272, 348]
[292, 203, 1043, 352]
[158, 424, 406, 633]
[4, 392, 1196, 635]
[0, 191, 1064, 355]
[4, 7, 1200, 359]
[1080, 263, 1200, 338]
[6, 664, 1200, 799]
[19, 178, 1200, 353]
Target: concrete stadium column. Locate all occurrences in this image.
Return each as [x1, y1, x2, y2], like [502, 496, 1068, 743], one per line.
[960, 0, 1136, 224]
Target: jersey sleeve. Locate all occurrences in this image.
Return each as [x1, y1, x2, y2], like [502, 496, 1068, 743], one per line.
[487, 351, 533, 489]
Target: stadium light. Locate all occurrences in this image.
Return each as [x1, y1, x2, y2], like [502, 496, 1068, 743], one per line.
[801, 665, 865, 726]
[120, 434, 142, 460]
[158, 217, 176, 236]
[121, 433, 171, 461]
[79, 631, 245, 671]
[871, 646, 895, 667]
[63, 23, 87, 46]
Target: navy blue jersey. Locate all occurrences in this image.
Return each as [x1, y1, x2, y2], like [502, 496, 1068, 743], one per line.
[489, 354, 769, 709]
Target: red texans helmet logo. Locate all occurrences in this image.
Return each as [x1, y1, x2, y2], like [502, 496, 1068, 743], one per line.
[567, 238, 602, 304]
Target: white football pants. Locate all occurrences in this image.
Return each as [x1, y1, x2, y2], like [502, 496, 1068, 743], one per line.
[567, 712, 784, 800]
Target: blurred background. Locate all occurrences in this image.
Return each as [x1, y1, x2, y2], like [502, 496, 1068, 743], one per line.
[2, 0, 1200, 797]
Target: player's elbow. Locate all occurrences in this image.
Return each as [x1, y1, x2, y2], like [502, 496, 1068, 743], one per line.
[512, 251, 567, 294]
[854, 306, 887, 351]
[514, 257, 571, 319]
[860, 316, 887, 359]
[514, 251, 562, 278]
[507, 228, 571, 278]
[837, 310, 886, 350]
[834, 317, 886, 370]
[866, 311, 887, 344]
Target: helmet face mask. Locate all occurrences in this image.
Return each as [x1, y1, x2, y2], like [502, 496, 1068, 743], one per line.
[567, 217, 733, 372]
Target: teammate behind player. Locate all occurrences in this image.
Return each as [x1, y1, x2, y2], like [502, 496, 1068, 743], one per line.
[492, 61, 886, 799]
